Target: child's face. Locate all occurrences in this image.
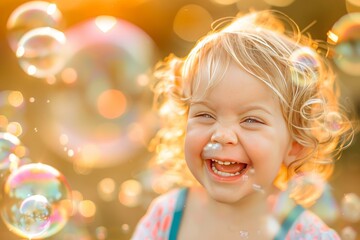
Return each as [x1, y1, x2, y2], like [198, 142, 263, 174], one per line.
[184, 61, 297, 204]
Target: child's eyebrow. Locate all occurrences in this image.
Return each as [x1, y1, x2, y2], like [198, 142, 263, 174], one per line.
[189, 100, 209, 106]
[189, 101, 273, 116]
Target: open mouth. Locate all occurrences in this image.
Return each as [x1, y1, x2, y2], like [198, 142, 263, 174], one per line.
[207, 159, 249, 180]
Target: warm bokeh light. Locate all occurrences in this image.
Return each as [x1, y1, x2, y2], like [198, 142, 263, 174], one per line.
[78, 200, 96, 218]
[59, 133, 69, 145]
[210, 0, 238, 6]
[96, 89, 127, 119]
[8, 91, 23, 107]
[136, 73, 150, 87]
[173, 4, 213, 42]
[61, 67, 78, 84]
[263, 0, 295, 7]
[97, 177, 116, 201]
[118, 179, 142, 207]
[6, 121, 23, 136]
[236, 0, 270, 11]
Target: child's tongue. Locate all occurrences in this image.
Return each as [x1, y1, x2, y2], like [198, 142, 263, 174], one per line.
[214, 162, 246, 173]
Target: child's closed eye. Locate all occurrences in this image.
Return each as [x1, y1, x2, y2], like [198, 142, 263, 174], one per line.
[242, 118, 263, 124]
[196, 113, 215, 119]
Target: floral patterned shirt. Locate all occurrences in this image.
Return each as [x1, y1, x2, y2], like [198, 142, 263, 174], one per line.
[132, 188, 340, 240]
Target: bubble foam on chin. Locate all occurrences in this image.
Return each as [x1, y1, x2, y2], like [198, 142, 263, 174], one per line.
[201, 142, 222, 159]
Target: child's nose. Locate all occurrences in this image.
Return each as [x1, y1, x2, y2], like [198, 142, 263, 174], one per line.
[210, 126, 238, 145]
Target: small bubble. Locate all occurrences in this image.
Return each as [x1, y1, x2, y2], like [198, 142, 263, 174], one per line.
[341, 226, 357, 240]
[46, 100, 50, 103]
[289, 47, 321, 86]
[34, 128, 38, 133]
[29, 97, 35, 103]
[121, 223, 130, 233]
[202, 142, 223, 159]
[341, 193, 360, 222]
[252, 184, 265, 193]
[239, 230, 249, 238]
[241, 174, 249, 182]
[324, 111, 342, 133]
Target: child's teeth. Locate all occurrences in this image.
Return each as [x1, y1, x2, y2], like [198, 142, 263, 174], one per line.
[213, 159, 236, 165]
[211, 160, 242, 177]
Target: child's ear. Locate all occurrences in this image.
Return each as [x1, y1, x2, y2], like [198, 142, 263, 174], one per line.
[284, 141, 304, 166]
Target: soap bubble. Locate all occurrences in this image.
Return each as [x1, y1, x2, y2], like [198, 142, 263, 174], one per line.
[289, 47, 322, 86]
[6, 1, 63, 53]
[201, 142, 222, 159]
[1, 163, 72, 239]
[16, 27, 67, 78]
[35, 16, 158, 168]
[324, 111, 343, 133]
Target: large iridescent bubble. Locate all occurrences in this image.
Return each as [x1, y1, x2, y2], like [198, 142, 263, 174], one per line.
[329, 13, 360, 76]
[36, 16, 158, 169]
[6, 1, 64, 53]
[0, 163, 72, 239]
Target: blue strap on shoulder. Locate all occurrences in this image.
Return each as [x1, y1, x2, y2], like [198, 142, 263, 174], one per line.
[169, 188, 188, 240]
[273, 204, 305, 240]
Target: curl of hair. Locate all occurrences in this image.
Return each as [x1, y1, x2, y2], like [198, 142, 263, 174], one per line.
[149, 10, 355, 199]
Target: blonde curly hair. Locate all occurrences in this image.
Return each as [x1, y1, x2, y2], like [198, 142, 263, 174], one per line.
[148, 10, 354, 202]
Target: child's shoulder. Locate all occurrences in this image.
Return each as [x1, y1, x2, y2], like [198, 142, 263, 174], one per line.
[287, 209, 340, 239]
[131, 188, 185, 240]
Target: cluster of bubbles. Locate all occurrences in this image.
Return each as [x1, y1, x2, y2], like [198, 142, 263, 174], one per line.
[2, 1, 158, 236]
[7, 1, 66, 79]
[0, 132, 72, 239]
[5, 0, 158, 170]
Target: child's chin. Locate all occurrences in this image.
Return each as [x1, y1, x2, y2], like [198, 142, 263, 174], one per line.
[206, 185, 252, 204]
